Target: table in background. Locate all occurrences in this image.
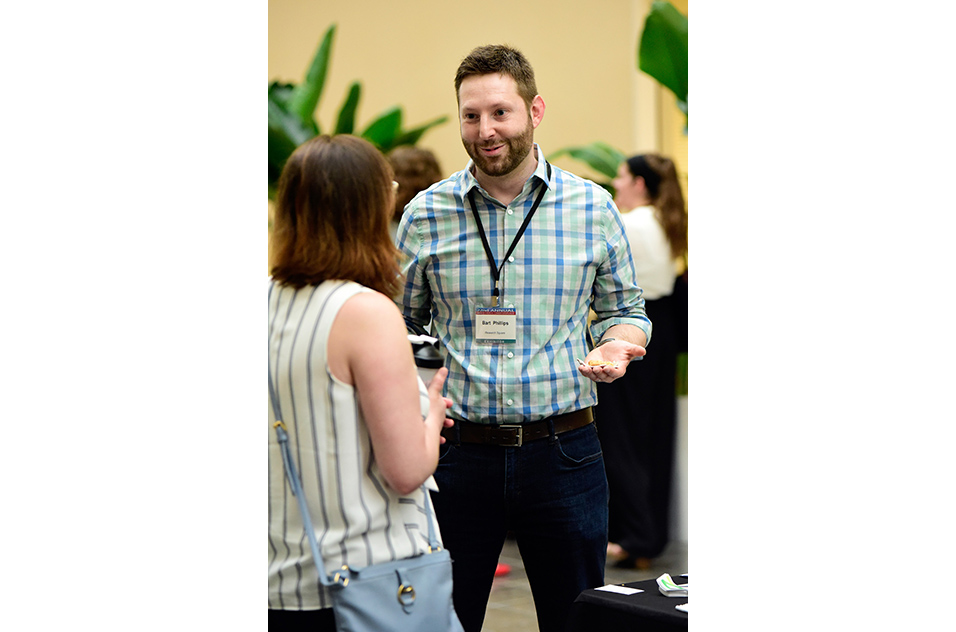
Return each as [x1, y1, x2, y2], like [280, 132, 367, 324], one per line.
[567, 575, 688, 631]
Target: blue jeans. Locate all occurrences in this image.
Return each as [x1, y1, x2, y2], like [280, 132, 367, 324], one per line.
[432, 422, 609, 632]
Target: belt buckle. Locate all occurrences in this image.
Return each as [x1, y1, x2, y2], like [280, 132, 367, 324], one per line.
[498, 424, 523, 447]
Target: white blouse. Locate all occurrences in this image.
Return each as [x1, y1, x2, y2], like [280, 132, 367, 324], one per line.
[620, 205, 678, 300]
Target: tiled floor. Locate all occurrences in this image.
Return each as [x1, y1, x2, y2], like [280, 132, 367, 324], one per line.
[479, 538, 688, 632]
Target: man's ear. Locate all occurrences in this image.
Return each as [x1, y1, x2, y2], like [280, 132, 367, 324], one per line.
[530, 95, 545, 128]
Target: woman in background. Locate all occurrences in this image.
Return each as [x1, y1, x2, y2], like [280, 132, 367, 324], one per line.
[597, 153, 688, 569]
[268, 134, 455, 630]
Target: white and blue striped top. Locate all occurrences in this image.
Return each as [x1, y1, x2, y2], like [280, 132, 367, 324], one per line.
[268, 279, 439, 611]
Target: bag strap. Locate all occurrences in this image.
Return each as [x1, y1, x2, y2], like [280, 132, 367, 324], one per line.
[268, 359, 440, 588]
[268, 367, 336, 585]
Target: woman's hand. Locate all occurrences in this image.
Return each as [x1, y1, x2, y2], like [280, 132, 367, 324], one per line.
[424, 367, 454, 444]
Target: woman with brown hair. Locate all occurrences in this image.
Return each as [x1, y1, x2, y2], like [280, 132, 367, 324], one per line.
[267, 134, 455, 630]
[598, 153, 688, 569]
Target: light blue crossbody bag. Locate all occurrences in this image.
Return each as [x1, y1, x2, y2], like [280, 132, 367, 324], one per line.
[269, 368, 464, 632]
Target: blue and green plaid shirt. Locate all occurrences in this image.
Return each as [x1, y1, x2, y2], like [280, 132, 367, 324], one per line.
[396, 145, 651, 424]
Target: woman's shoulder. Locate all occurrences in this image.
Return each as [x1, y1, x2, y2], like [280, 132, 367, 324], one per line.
[320, 279, 381, 304]
[337, 286, 402, 323]
[624, 206, 667, 232]
[622, 205, 657, 223]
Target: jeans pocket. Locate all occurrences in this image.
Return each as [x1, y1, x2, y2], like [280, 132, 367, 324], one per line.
[438, 441, 456, 463]
[555, 425, 603, 466]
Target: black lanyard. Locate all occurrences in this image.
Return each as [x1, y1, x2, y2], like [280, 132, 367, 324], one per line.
[467, 162, 551, 307]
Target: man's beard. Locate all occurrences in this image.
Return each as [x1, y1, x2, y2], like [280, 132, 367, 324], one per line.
[464, 118, 534, 178]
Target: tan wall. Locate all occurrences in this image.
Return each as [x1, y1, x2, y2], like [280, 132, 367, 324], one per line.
[268, 0, 684, 182]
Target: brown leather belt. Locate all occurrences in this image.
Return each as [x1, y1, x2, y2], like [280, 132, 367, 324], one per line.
[442, 408, 593, 447]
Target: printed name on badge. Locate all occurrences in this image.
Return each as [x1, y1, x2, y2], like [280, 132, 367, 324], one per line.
[475, 307, 517, 343]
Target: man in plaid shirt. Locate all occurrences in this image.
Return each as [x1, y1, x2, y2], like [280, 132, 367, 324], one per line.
[395, 44, 651, 632]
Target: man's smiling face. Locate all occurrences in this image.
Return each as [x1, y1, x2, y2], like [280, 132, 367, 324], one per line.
[458, 73, 536, 178]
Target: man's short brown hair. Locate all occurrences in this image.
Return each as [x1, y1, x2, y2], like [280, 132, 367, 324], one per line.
[454, 44, 538, 109]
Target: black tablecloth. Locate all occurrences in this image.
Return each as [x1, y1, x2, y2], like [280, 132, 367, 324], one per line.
[566, 575, 688, 631]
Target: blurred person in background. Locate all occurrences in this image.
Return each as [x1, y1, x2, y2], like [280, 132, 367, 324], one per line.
[268, 134, 455, 631]
[387, 145, 444, 240]
[599, 153, 688, 570]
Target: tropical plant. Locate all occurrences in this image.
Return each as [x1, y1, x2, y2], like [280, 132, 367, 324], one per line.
[638, 0, 687, 129]
[547, 0, 687, 188]
[268, 24, 449, 200]
[546, 142, 626, 194]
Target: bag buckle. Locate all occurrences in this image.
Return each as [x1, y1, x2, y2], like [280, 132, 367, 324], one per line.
[397, 583, 416, 606]
[331, 565, 350, 588]
[498, 424, 523, 447]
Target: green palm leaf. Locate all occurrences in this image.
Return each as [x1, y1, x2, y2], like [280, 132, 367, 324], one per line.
[334, 82, 362, 135]
[361, 107, 403, 150]
[389, 115, 450, 151]
[548, 143, 623, 180]
[638, 1, 688, 111]
[286, 24, 336, 128]
[268, 96, 318, 195]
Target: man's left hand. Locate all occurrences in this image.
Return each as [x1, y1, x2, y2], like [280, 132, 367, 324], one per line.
[577, 340, 646, 383]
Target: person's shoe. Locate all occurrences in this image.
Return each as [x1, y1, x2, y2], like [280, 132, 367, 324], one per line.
[494, 563, 511, 577]
[608, 543, 654, 570]
[606, 542, 629, 563]
[632, 557, 652, 570]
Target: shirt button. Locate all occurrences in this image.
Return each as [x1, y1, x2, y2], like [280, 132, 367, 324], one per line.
[508, 255, 515, 262]
[507, 351, 514, 358]
[507, 399, 514, 406]
[507, 209, 514, 215]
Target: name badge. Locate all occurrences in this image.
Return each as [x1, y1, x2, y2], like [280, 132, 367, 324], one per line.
[475, 307, 516, 343]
